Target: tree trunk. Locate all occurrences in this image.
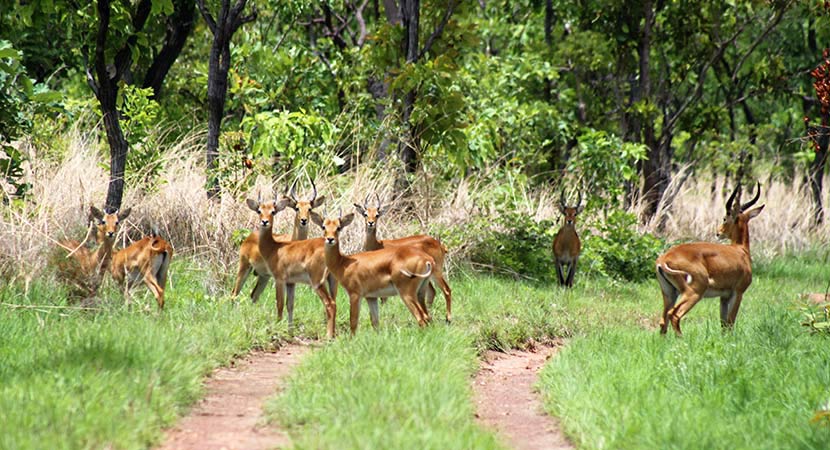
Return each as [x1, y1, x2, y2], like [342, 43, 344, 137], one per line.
[397, 0, 421, 192]
[638, 0, 665, 221]
[143, 0, 196, 99]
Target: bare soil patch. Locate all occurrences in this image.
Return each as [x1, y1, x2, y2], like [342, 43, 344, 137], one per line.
[157, 343, 310, 450]
[473, 344, 573, 450]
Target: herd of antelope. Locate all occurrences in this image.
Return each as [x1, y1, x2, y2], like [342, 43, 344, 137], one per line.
[55, 179, 765, 338]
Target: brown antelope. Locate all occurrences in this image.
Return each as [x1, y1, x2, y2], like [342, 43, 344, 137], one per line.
[231, 180, 336, 303]
[248, 196, 337, 339]
[655, 182, 764, 335]
[353, 194, 452, 323]
[110, 228, 174, 310]
[552, 191, 583, 288]
[56, 206, 131, 297]
[312, 211, 435, 336]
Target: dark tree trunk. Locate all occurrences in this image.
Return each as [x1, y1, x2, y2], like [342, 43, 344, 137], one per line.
[93, 0, 150, 211]
[143, 0, 196, 99]
[543, 0, 554, 103]
[399, 0, 421, 179]
[638, 0, 665, 221]
[197, 0, 257, 200]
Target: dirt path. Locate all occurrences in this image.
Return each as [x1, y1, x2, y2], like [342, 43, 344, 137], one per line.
[473, 344, 574, 450]
[157, 343, 309, 450]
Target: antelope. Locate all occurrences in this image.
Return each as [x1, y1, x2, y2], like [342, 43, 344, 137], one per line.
[353, 194, 452, 323]
[56, 206, 131, 296]
[312, 211, 435, 336]
[655, 182, 764, 335]
[552, 191, 583, 287]
[110, 228, 174, 310]
[231, 180, 336, 303]
[248, 196, 337, 339]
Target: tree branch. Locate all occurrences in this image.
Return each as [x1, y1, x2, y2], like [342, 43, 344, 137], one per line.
[81, 45, 99, 97]
[418, 0, 457, 60]
[196, 0, 217, 34]
[730, 2, 791, 82]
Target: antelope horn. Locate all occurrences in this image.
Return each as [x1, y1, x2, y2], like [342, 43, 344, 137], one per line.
[364, 193, 371, 209]
[741, 181, 761, 211]
[289, 179, 298, 202]
[575, 191, 582, 209]
[309, 179, 318, 202]
[375, 193, 381, 209]
[559, 191, 567, 209]
[725, 184, 740, 214]
[338, 207, 342, 219]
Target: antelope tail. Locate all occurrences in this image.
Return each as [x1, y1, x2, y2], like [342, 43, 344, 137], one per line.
[657, 262, 692, 284]
[401, 262, 433, 279]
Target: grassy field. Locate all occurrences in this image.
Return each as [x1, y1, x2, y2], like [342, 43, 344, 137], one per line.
[1, 253, 828, 449]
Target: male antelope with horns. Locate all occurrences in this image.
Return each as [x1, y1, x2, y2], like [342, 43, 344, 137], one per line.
[655, 182, 764, 335]
[353, 193, 452, 324]
[552, 191, 583, 288]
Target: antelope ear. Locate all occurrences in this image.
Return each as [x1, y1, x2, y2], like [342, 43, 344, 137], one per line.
[117, 207, 132, 221]
[310, 211, 324, 228]
[275, 197, 291, 211]
[89, 206, 104, 221]
[376, 207, 385, 217]
[745, 204, 764, 220]
[353, 203, 366, 216]
[246, 199, 260, 212]
[311, 195, 326, 208]
[340, 213, 355, 228]
[557, 203, 566, 214]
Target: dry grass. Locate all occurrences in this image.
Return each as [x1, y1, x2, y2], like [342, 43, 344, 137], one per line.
[2, 128, 828, 284]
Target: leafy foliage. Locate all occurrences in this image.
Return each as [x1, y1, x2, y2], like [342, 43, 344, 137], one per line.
[583, 211, 666, 282]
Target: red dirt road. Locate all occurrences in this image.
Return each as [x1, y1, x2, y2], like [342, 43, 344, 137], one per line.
[156, 343, 309, 450]
[473, 345, 573, 450]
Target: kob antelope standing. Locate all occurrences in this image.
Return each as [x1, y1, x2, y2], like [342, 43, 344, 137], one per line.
[248, 196, 337, 339]
[353, 194, 453, 324]
[552, 191, 583, 288]
[312, 211, 435, 336]
[655, 182, 764, 335]
[56, 206, 130, 297]
[111, 228, 174, 310]
[232, 181, 334, 303]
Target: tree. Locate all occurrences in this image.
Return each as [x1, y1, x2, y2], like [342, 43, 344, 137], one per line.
[806, 49, 830, 225]
[196, 0, 257, 199]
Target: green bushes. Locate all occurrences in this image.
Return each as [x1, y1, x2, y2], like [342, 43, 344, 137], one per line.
[582, 211, 666, 282]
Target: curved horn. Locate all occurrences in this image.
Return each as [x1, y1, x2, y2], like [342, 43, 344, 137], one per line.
[364, 193, 371, 209]
[375, 193, 382, 209]
[309, 179, 318, 202]
[725, 184, 740, 214]
[338, 207, 342, 219]
[575, 191, 582, 209]
[289, 179, 298, 202]
[740, 181, 761, 211]
[559, 190, 566, 209]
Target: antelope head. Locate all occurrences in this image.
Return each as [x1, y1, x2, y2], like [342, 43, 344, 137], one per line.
[717, 182, 764, 242]
[246, 195, 290, 229]
[90, 206, 131, 242]
[312, 209, 355, 247]
[284, 179, 326, 229]
[353, 193, 384, 229]
[558, 191, 584, 227]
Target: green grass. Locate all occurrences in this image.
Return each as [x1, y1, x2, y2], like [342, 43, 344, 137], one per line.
[3, 254, 829, 449]
[538, 257, 830, 449]
[0, 259, 305, 450]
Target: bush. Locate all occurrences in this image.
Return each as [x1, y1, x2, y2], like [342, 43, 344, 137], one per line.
[583, 211, 665, 282]
[468, 212, 558, 281]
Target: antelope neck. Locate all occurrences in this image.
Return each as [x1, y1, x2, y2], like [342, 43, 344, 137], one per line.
[292, 217, 308, 240]
[363, 226, 381, 250]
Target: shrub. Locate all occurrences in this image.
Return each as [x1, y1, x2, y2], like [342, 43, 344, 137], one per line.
[583, 210, 665, 282]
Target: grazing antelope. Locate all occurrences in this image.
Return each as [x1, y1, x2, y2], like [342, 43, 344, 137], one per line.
[248, 196, 337, 339]
[111, 229, 174, 310]
[231, 180, 336, 303]
[655, 182, 764, 335]
[56, 206, 131, 297]
[552, 191, 583, 288]
[353, 194, 452, 324]
[312, 211, 435, 336]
